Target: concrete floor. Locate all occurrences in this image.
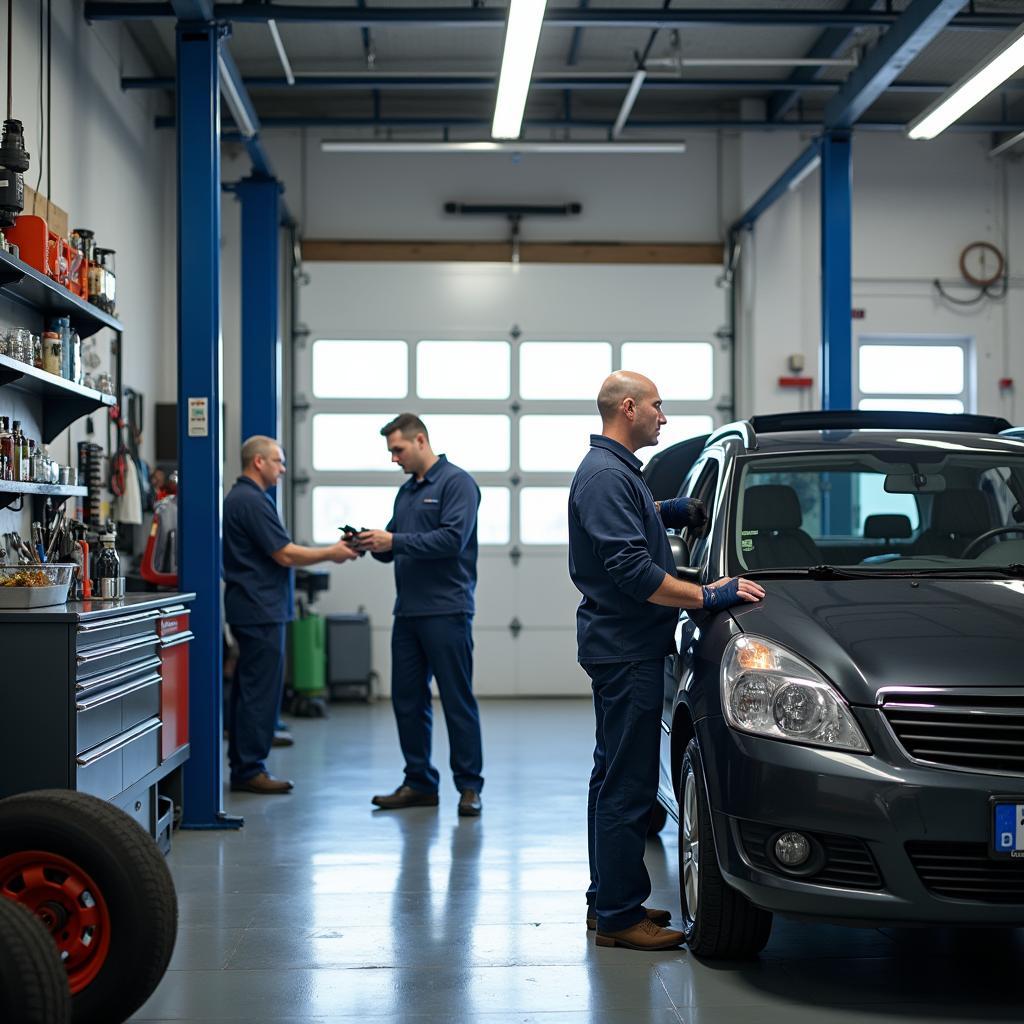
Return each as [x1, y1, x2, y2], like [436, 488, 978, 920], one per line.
[132, 699, 1023, 1023]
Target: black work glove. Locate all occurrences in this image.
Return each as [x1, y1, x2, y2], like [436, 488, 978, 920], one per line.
[659, 497, 708, 532]
[701, 578, 741, 612]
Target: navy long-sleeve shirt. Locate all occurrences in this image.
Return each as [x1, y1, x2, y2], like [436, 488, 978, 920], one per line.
[372, 455, 481, 617]
[568, 435, 677, 663]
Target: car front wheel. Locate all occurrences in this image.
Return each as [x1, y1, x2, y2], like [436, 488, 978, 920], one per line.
[679, 738, 772, 958]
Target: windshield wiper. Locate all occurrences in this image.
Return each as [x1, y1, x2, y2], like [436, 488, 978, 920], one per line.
[742, 563, 1024, 580]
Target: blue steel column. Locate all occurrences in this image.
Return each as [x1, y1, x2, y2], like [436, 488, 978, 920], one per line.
[820, 131, 854, 536]
[820, 131, 853, 411]
[176, 21, 241, 829]
[235, 176, 282, 446]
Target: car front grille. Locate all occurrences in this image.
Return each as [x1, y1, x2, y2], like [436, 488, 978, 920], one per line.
[881, 692, 1024, 775]
[907, 841, 1024, 904]
[738, 820, 883, 890]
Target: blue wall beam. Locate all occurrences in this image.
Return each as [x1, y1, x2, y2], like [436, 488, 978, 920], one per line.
[768, 0, 878, 122]
[85, 4, 1024, 31]
[234, 176, 283, 448]
[820, 131, 853, 412]
[175, 19, 239, 829]
[823, 0, 966, 129]
[729, 141, 822, 236]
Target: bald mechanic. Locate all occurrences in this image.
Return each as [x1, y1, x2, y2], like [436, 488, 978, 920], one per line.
[224, 435, 359, 794]
[569, 372, 765, 951]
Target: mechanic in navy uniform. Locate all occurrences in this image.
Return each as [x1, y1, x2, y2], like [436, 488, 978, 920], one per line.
[569, 372, 765, 951]
[352, 413, 485, 817]
[223, 436, 358, 795]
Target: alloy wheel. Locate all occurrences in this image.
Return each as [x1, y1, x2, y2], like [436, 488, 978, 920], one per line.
[682, 768, 699, 915]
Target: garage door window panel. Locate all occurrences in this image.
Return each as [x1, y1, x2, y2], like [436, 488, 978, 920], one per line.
[313, 340, 408, 399]
[416, 341, 511, 400]
[621, 342, 714, 401]
[519, 342, 612, 400]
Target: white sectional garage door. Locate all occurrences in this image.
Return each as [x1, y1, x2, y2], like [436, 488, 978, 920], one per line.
[294, 262, 726, 696]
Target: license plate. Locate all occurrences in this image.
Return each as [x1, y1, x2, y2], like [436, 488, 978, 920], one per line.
[991, 798, 1024, 859]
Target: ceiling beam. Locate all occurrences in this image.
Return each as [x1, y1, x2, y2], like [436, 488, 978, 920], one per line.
[768, 0, 878, 122]
[730, 141, 822, 236]
[823, 0, 965, 129]
[124, 74, 983, 94]
[85, 4, 1022, 31]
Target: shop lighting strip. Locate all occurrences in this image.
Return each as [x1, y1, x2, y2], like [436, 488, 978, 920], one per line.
[909, 23, 1024, 140]
[267, 20, 295, 85]
[320, 140, 686, 154]
[492, 0, 548, 139]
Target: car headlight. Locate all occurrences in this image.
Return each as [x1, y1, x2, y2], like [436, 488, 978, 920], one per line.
[721, 635, 870, 753]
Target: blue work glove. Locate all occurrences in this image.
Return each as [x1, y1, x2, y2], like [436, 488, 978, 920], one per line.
[702, 578, 742, 612]
[659, 497, 708, 532]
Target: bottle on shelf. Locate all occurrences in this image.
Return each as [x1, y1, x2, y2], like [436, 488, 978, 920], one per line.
[94, 523, 123, 599]
[19, 426, 29, 482]
[43, 329, 62, 376]
[11, 419, 21, 481]
[0, 416, 11, 481]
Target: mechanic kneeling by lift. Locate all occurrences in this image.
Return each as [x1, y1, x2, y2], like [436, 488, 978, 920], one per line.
[568, 371, 765, 951]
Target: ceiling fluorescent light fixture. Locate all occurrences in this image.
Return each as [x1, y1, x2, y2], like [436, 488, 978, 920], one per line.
[492, 0, 548, 140]
[268, 20, 296, 86]
[218, 56, 257, 138]
[320, 141, 686, 154]
[908, 23, 1024, 140]
[787, 153, 821, 192]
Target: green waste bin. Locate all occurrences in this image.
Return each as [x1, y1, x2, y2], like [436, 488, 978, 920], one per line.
[290, 613, 326, 697]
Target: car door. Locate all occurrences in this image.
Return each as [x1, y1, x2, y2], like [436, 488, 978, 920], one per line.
[659, 454, 722, 808]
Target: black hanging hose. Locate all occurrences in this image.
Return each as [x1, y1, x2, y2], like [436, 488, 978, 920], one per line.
[6, 0, 12, 122]
[46, 0, 51, 203]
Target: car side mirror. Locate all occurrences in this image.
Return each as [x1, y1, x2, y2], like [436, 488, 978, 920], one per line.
[668, 534, 702, 583]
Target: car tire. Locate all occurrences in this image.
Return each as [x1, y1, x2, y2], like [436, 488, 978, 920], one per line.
[0, 896, 71, 1024]
[648, 800, 669, 836]
[0, 790, 177, 1024]
[679, 738, 772, 958]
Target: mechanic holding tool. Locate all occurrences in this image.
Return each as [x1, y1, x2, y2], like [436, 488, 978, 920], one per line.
[351, 413, 486, 818]
[223, 436, 358, 795]
[569, 371, 765, 951]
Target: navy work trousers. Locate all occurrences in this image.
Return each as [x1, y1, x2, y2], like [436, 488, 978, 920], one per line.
[583, 658, 663, 933]
[228, 623, 286, 784]
[391, 613, 484, 795]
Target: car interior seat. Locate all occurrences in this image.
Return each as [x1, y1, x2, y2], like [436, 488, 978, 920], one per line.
[863, 513, 913, 545]
[911, 489, 992, 558]
[741, 484, 822, 568]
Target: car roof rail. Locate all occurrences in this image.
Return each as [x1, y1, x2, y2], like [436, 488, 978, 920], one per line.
[707, 420, 756, 450]
[748, 410, 1013, 435]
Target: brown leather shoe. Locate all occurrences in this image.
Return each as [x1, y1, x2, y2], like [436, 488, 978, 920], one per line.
[587, 906, 671, 931]
[595, 917, 685, 950]
[458, 790, 482, 817]
[371, 785, 439, 810]
[230, 772, 294, 794]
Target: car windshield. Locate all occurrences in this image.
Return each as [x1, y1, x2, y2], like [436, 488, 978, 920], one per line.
[729, 444, 1024, 576]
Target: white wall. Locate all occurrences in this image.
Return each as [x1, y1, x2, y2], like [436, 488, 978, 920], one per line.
[0, 1, 170, 539]
[737, 132, 1024, 424]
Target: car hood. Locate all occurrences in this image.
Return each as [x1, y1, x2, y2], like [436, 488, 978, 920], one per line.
[727, 577, 1024, 705]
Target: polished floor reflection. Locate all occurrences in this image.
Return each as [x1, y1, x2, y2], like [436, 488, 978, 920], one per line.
[132, 699, 1023, 1023]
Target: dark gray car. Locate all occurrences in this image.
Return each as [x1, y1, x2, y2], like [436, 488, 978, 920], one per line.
[651, 410, 1024, 958]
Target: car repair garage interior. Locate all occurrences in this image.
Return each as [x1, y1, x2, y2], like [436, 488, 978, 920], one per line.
[4, 0, 1024, 1021]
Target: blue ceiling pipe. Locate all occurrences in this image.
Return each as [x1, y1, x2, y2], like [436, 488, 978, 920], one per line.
[84, 3, 1024, 30]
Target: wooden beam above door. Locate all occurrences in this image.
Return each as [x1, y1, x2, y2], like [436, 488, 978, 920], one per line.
[300, 240, 724, 265]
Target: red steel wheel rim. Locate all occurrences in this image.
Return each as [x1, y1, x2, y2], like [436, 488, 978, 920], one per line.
[0, 849, 112, 994]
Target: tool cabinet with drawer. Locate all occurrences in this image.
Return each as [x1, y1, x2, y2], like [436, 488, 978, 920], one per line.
[0, 593, 195, 846]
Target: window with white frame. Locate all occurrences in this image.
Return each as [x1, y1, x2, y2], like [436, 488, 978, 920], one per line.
[309, 338, 717, 546]
[855, 336, 972, 414]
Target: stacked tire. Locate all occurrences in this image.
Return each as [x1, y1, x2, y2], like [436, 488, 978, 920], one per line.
[0, 790, 178, 1024]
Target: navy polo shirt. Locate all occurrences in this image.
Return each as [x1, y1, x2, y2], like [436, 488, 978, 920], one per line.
[568, 435, 677, 663]
[372, 455, 480, 617]
[223, 476, 294, 626]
